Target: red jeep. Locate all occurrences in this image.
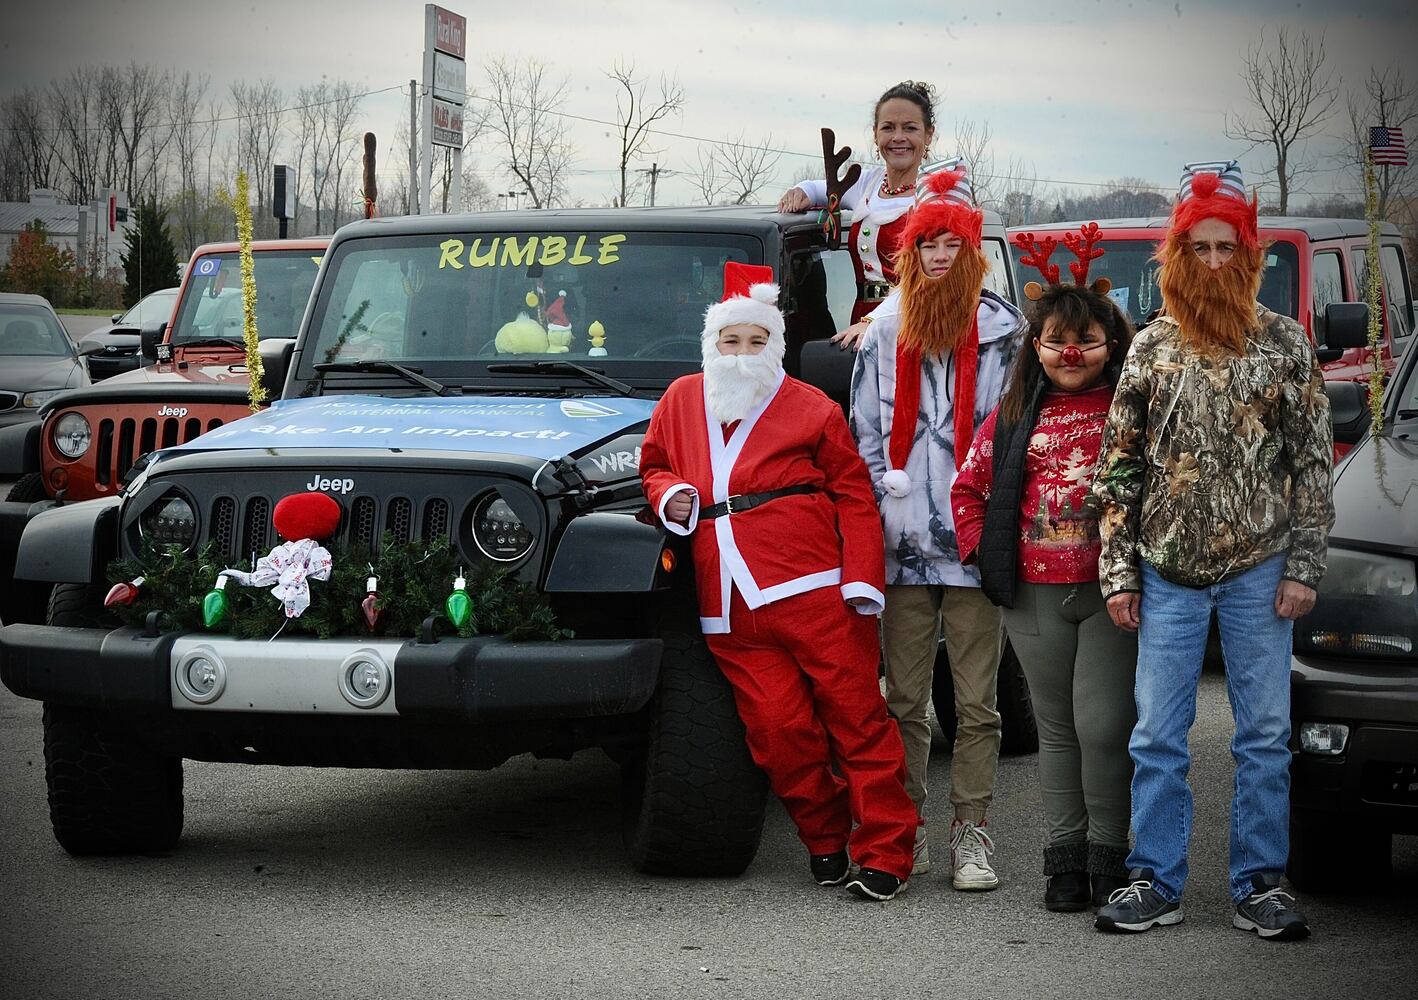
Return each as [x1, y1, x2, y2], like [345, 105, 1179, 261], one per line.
[0, 238, 326, 621]
[1008, 217, 1415, 402]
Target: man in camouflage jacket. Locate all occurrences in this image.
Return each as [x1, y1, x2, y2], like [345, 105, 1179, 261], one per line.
[1091, 161, 1334, 941]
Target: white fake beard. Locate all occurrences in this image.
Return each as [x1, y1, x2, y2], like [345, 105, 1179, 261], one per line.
[703, 351, 781, 424]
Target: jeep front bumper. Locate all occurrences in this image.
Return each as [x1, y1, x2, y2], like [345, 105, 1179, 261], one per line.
[0, 624, 661, 722]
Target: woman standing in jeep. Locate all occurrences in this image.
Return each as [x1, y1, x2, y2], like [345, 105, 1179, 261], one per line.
[778, 80, 938, 337]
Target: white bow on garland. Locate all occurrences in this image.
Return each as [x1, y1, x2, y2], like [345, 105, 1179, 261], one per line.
[221, 538, 333, 618]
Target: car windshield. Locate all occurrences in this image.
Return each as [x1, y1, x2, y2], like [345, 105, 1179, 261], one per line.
[0, 303, 72, 357]
[300, 231, 760, 371]
[1010, 237, 1300, 327]
[169, 250, 321, 343]
[121, 288, 178, 326]
[1397, 346, 1418, 416]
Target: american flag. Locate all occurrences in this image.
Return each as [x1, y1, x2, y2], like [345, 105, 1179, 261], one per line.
[1370, 126, 1408, 167]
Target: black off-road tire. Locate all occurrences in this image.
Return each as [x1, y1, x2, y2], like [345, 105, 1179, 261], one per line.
[41, 581, 183, 855]
[621, 603, 768, 876]
[6, 472, 47, 503]
[931, 637, 1039, 756]
[1286, 808, 1390, 893]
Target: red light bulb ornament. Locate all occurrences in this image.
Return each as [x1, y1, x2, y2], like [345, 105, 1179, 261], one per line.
[445, 571, 472, 630]
[202, 575, 230, 629]
[104, 576, 145, 608]
[361, 575, 383, 632]
[1059, 344, 1084, 367]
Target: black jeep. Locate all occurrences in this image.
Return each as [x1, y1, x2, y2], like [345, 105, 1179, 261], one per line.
[0, 206, 1032, 873]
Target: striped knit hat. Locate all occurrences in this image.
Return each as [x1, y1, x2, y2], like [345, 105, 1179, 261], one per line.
[899, 156, 984, 249]
[1168, 159, 1259, 248]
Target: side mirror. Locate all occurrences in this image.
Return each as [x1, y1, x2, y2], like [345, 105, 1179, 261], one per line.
[1324, 302, 1370, 351]
[139, 321, 168, 361]
[110, 312, 123, 324]
[1325, 379, 1372, 446]
[798, 338, 856, 414]
[77, 339, 108, 357]
[258, 338, 294, 396]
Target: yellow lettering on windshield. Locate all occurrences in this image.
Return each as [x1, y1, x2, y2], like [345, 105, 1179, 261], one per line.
[569, 236, 593, 264]
[539, 236, 567, 266]
[438, 239, 465, 269]
[501, 236, 539, 267]
[598, 234, 627, 264]
[468, 237, 498, 267]
[310, 256, 323, 267]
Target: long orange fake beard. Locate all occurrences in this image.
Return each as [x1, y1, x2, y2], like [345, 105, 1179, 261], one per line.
[1157, 230, 1264, 358]
[896, 243, 989, 356]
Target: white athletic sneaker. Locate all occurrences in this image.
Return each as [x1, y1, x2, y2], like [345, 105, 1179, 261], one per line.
[913, 825, 931, 875]
[950, 819, 1000, 891]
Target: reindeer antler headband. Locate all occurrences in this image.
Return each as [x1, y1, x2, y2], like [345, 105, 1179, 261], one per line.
[1012, 222, 1112, 300]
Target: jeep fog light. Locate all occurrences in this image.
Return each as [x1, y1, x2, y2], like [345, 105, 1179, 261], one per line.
[1299, 722, 1349, 755]
[52, 412, 91, 458]
[339, 652, 391, 709]
[176, 649, 226, 704]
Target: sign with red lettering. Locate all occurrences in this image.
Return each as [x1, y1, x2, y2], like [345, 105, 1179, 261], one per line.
[431, 99, 464, 149]
[432, 5, 466, 59]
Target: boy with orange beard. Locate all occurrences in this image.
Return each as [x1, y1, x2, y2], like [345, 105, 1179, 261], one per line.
[850, 163, 1028, 889]
[1092, 161, 1334, 940]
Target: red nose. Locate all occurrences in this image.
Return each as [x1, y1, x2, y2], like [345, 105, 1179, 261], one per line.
[1060, 345, 1084, 366]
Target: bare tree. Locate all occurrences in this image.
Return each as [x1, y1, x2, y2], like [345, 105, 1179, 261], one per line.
[719, 134, 781, 205]
[993, 155, 1041, 227]
[1, 90, 56, 198]
[606, 59, 684, 208]
[230, 80, 285, 236]
[481, 57, 574, 209]
[169, 72, 212, 253]
[1225, 27, 1338, 213]
[687, 146, 731, 206]
[48, 68, 111, 204]
[953, 118, 996, 206]
[104, 62, 172, 203]
[1344, 65, 1417, 217]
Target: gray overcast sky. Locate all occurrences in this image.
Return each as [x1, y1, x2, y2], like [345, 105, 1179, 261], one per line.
[2, 0, 1414, 206]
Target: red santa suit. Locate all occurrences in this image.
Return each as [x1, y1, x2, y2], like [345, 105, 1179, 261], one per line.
[639, 266, 916, 880]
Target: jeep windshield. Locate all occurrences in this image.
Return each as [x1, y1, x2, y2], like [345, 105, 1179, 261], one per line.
[1010, 239, 1300, 327]
[297, 231, 760, 381]
[169, 250, 322, 344]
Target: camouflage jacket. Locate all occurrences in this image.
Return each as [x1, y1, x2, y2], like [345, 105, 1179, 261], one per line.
[1091, 306, 1335, 596]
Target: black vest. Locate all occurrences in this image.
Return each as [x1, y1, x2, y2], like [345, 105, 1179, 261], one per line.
[977, 380, 1047, 608]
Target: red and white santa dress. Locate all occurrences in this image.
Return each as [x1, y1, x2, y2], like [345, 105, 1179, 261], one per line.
[794, 165, 914, 322]
[639, 262, 917, 881]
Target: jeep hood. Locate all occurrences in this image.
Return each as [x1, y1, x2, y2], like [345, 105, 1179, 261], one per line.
[171, 393, 659, 461]
[1329, 430, 1418, 556]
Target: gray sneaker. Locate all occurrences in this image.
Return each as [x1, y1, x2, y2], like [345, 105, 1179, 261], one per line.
[912, 825, 931, 875]
[1094, 869, 1184, 933]
[1233, 873, 1310, 941]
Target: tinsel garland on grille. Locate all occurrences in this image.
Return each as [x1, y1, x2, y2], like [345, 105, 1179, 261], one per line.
[106, 534, 566, 641]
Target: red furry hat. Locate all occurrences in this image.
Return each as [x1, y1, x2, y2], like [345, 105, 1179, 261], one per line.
[273, 492, 342, 542]
[899, 159, 984, 249]
[1167, 160, 1259, 248]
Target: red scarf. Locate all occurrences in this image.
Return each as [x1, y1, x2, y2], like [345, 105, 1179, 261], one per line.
[889, 313, 980, 474]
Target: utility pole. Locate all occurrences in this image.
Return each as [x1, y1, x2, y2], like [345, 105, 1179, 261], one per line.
[635, 162, 674, 206]
[409, 79, 419, 215]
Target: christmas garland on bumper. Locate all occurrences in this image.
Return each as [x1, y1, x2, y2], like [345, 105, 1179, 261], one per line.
[106, 532, 566, 642]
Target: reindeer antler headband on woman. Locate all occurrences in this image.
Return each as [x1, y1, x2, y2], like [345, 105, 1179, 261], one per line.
[1012, 222, 1113, 300]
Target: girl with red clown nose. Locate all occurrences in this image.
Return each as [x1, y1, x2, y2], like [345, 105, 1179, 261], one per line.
[639, 261, 917, 901]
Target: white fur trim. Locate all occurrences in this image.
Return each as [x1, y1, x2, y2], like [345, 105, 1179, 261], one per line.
[701, 284, 786, 368]
[840, 582, 886, 615]
[880, 469, 912, 498]
[657, 484, 699, 536]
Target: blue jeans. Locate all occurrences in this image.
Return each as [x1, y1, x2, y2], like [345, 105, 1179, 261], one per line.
[1127, 555, 1293, 903]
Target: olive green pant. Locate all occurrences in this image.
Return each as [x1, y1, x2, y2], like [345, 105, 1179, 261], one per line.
[881, 584, 1001, 823]
[1002, 581, 1137, 850]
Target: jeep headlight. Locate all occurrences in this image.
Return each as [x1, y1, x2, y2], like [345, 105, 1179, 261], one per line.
[470, 491, 534, 562]
[1296, 548, 1417, 658]
[139, 493, 198, 550]
[52, 412, 91, 459]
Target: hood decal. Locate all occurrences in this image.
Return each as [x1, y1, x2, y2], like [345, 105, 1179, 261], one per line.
[170, 393, 658, 461]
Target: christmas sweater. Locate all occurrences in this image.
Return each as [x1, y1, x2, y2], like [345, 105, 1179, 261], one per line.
[952, 384, 1114, 585]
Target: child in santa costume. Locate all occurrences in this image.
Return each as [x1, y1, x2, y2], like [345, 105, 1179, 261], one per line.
[639, 261, 918, 900]
[850, 162, 1027, 890]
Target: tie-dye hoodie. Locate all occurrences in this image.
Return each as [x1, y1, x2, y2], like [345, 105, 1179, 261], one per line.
[851, 289, 1027, 586]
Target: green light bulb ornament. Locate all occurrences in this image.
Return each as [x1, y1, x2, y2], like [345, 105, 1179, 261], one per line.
[445, 572, 472, 630]
[203, 575, 230, 629]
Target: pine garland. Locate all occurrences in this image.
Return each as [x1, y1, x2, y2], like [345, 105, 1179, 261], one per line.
[107, 535, 567, 642]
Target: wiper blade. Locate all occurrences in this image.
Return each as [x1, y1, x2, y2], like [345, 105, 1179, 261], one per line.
[486, 361, 635, 397]
[313, 360, 450, 395]
[1397, 408, 1418, 419]
[172, 337, 245, 349]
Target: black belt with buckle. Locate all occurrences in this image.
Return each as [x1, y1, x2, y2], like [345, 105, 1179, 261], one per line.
[701, 484, 817, 520]
[859, 281, 893, 302]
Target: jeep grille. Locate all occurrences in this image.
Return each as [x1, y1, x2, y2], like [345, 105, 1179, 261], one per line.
[199, 494, 467, 561]
[96, 416, 224, 486]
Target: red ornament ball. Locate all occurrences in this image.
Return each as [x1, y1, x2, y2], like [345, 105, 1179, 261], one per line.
[1190, 171, 1221, 199]
[1060, 345, 1084, 367]
[273, 491, 342, 541]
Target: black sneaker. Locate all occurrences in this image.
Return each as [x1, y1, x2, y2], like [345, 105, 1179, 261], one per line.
[845, 867, 906, 901]
[1045, 871, 1090, 912]
[1094, 869, 1183, 933]
[1233, 873, 1310, 941]
[810, 851, 850, 886]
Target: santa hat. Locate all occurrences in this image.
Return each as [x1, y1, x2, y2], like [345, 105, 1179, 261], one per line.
[700, 261, 785, 368]
[899, 157, 984, 250]
[1167, 160, 1259, 248]
[545, 290, 570, 330]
